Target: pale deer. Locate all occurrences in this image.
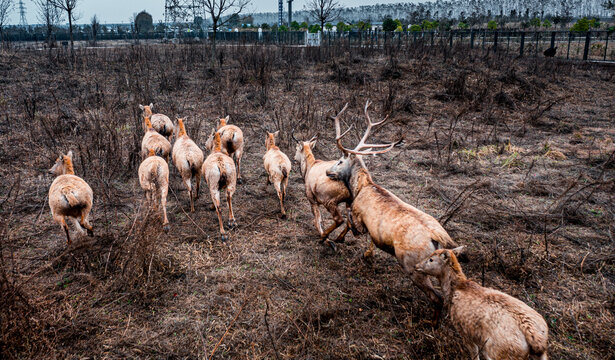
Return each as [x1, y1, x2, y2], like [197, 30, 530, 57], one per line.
[172, 118, 205, 212]
[416, 248, 549, 360]
[139, 149, 170, 231]
[139, 103, 174, 139]
[142, 115, 172, 162]
[205, 116, 245, 184]
[292, 106, 354, 248]
[202, 131, 237, 241]
[326, 100, 458, 321]
[48, 151, 94, 245]
[263, 131, 292, 218]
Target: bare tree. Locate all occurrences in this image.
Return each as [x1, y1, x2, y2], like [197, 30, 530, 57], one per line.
[36, 0, 62, 47]
[305, 0, 341, 32]
[91, 14, 99, 46]
[198, 0, 251, 59]
[49, 0, 78, 52]
[0, 0, 12, 41]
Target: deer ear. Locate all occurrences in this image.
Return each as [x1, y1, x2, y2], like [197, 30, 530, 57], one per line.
[273, 131, 279, 137]
[149, 103, 153, 108]
[224, 115, 230, 122]
[66, 151, 73, 159]
[139, 104, 144, 110]
[451, 246, 465, 257]
[309, 140, 317, 149]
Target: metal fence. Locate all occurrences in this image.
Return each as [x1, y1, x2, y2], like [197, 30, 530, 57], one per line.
[5, 29, 614, 62]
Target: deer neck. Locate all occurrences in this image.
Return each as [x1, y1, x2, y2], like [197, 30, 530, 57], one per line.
[177, 122, 187, 138]
[347, 161, 372, 199]
[300, 149, 316, 179]
[64, 159, 75, 175]
[439, 261, 468, 306]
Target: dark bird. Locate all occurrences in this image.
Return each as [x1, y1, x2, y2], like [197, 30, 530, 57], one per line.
[543, 47, 557, 57]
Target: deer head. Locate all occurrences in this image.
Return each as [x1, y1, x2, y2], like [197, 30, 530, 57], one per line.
[49, 151, 75, 176]
[326, 101, 401, 182]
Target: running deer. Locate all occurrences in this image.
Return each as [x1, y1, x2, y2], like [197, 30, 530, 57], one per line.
[292, 107, 353, 248]
[139, 149, 170, 231]
[202, 131, 237, 241]
[416, 248, 549, 360]
[142, 115, 172, 162]
[172, 118, 204, 212]
[139, 103, 174, 139]
[326, 100, 458, 321]
[48, 151, 94, 245]
[263, 131, 292, 218]
[205, 116, 245, 184]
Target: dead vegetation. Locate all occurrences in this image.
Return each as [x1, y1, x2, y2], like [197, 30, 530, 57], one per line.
[0, 42, 613, 359]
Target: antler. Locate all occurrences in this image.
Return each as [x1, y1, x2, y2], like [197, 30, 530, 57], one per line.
[331, 103, 350, 153]
[334, 100, 401, 156]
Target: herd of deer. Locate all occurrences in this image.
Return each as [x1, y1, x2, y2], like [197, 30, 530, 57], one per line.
[46, 101, 549, 359]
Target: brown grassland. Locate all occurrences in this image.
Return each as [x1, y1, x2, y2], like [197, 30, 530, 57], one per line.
[0, 41, 614, 359]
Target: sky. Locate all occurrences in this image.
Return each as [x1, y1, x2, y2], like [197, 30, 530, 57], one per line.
[7, 0, 417, 25]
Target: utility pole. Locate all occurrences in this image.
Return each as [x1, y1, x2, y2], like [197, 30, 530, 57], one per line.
[278, 0, 283, 26]
[19, 0, 27, 26]
[288, 0, 293, 26]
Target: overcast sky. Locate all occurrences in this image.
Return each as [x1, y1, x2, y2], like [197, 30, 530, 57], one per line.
[8, 0, 418, 25]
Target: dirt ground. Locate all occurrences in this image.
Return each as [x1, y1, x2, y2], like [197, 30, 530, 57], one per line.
[0, 43, 614, 359]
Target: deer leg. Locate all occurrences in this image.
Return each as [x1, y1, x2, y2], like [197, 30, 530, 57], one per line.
[55, 214, 71, 245]
[274, 181, 286, 219]
[183, 176, 194, 212]
[235, 149, 243, 184]
[310, 203, 323, 237]
[161, 185, 170, 232]
[79, 204, 94, 236]
[211, 189, 227, 241]
[282, 175, 289, 202]
[364, 241, 375, 259]
[226, 189, 237, 229]
[321, 204, 344, 241]
[194, 170, 201, 200]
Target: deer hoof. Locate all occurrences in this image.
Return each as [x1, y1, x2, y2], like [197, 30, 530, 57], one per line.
[209, 204, 215, 211]
[279, 213, 287, 219]
[327, 240, 337, 252]
[227, 220, 237, 229]
[237, 178, 244, 185]
[220, 234, 228, 242]
[87, 228, 94, 237]
[163, 224, 170, 232]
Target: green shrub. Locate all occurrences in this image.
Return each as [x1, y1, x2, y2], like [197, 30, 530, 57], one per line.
[571, 17, 590, 32]
[409, 24, 422, 32]
[487, 20, 497, 30]
[383, 18, 397, 32]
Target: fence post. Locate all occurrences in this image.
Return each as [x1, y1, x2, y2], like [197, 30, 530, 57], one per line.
[449, 31, 453, 48]
[520, 31, 525, 57]
[583, 31, 591, 61]
[493, 31, 498, 52]
[605, 31, 609, 61]
[470, 30, 475, 48]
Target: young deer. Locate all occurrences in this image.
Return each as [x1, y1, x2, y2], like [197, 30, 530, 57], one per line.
[139, 149, 170, 231]
[263, 131, 292, 218]
[416, 248, 549, 360]
[205, 116, 245, 184]
[293, 107, 353, 248]
[172, 118, 204, 212]
[142, 116, 172, 162]
[139, 103, 174, 139]
[326, 101, 458, 321]
[48, 151, 94, 245]
[202, 131, 237, 241]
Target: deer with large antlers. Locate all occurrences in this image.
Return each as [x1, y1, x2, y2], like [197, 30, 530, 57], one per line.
[326, 100, 458, 322]
[292, 104, 354, 248]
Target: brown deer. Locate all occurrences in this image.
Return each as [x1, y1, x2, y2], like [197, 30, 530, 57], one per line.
[205, 116, 245, 184]
[326, 100, 458, 321]
[263, 131, 292, 218]
[416, 248, 549, 360]
[202, 131, 237, 241]
[142, 116, 172, 162]
[139, 149, 170, 231]
[172, 118, 204, 212]
[48, 151, 94, 245]
[292, 106, 354, 248]
[139, 103, 174, 139]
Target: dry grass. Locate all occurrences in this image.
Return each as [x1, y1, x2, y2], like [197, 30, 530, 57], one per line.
[0, 42, 614, 359]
